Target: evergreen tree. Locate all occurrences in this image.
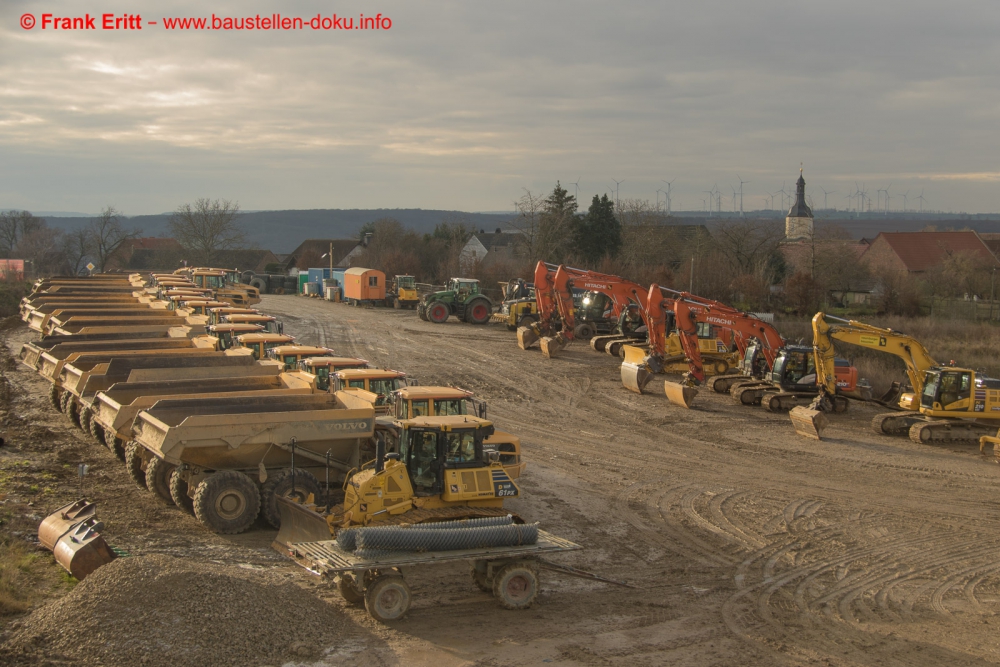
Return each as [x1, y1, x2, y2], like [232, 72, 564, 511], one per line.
[574, 194, 622, 263]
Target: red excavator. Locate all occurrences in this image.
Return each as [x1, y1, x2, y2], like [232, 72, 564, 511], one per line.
[516, 263, 647, 358]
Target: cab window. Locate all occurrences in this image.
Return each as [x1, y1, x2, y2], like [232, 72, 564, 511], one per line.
[444, 432, 477, 467]
[696, 322, 712, 338]
[410, 399, 429, 417]
[409, 431, 440, 493]
[284, 355, 297, 367]
[436, 399, 464, 416]
[348, 379, 366, 389]
[369, 379, 400, 405]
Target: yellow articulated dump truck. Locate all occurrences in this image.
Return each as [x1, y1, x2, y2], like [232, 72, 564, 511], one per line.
[266, 345, 336, 370]
[297, 357, 370, 391]
[129, 392, 377, 534]
[29, 305, 170, 333]
[19, 328, 201, 370]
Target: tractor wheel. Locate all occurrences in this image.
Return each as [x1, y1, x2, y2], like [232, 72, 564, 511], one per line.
[260, 468, 321, 528]
[492, 563, 539, 610]
[427, 302, 450, 323]
[48, 385, 61, 411]
[365, 575, 412, 622]
[465, 299, 492, 325]
[193, 471, 261, 535]
[337, 573, 366, 605]
[145, 457, 176, 505]
[249, 278, 267, 294]
[417, 305, 428, 321]
[125, 441, 148, 490]
[169, 469, 195, 515]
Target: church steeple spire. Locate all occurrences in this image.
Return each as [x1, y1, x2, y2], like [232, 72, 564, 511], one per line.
[785, 166, 814, 240]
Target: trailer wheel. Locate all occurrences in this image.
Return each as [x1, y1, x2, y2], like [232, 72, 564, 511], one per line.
[124, 441, 148, 490]
[260, 468, 321, 528]
[89, 416, 107, 446]
[48, 385, 61, 411]
[365, 575, 411, 622]
[169, 469, 195, 515]
[427, 302, 450, 323]
[193, 471, 261, 535]
[337, 573, 365, 605]
[104, 426, 126, 461]
[145, 457, 176, 505]
[493, 563, 539, 610]
[471, 563, 492, 592]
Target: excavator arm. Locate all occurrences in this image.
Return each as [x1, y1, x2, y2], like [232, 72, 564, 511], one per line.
[516, 262, 559, 350]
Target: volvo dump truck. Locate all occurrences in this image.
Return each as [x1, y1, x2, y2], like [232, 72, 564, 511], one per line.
[129, 392, 377, 534]
[331, 368, 408, 413]
[229, 332, 296, 360]
[297, 357, 370, 391]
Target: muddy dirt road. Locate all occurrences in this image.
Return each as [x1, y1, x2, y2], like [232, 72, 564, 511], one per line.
[7, 294, 1000, 666]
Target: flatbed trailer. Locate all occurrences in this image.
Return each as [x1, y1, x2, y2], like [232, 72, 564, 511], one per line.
[284, 531, 604, 622]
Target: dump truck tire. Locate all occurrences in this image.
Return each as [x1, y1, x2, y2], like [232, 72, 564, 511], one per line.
[337, 573, 365, 605]
[492, 563, 539, 610]
[260, 469, 321, 528]
[104, 427, 126, 461]
[79, 407, 94, 436]
[59, 391, 72, 416]
[365, 575, 412, 622]
[66, 397, 82, 428]
[193, 471, 261, 535]
[465, 299, 492, 324]
[89, 417, 106, 446]
[48, 385, 61, 411]
[169, 469, 195, 515]
[427, 302, 450, 323]
[124, 441, 147, 490]
[145, 457, 175, 505]
[250, 278, 267, 294]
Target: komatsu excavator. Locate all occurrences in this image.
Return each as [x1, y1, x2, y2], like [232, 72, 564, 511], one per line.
[620, 286, 745, 407]
[792, 312, 1000, 443]
[516, 263, 645, 358]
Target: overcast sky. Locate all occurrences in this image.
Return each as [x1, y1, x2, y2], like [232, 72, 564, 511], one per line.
[2, 0, 999, 215]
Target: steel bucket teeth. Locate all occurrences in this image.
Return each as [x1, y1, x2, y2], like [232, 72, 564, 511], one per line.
[664, 381, 698, 408]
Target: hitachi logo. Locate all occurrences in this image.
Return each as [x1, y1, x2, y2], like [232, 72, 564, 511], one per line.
[705, 316, 735, 326]
[581, 282, 611, 289]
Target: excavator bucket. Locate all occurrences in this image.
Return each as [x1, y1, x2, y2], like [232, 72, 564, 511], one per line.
[621, 345, 653, 394]
[790, 406, 829, 440]
[273, 495, 334, 551]
[516, 326, 539, 350]
[52, 518, 117, 580]
[664, 381, 698, 408]
[38, 499, 97, 551]
[539, 334, 568, 358]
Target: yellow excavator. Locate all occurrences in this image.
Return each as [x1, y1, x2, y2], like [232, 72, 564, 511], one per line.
[274, 414, 522, 549]
[793, 312, 1000, 444]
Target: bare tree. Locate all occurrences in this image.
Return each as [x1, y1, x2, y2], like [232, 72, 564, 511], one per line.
[16, 225, 64, 276]
[0, 210, 45, 258]
[61, 228, 93, 276]
[507, 189, 547, 265]
[169, 198, 246, 266]
[88, 206, 139, 272]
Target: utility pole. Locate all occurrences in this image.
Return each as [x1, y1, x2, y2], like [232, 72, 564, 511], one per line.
[689, 256, 695, 293]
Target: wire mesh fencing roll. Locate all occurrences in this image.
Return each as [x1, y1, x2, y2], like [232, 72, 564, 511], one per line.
[356, 522, 539, 553]
[335, 515, 516, 552]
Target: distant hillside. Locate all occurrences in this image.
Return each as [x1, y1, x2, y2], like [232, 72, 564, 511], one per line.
[41, 209, 514, 253]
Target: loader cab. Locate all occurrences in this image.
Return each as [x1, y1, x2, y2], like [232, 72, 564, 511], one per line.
[333, 368, 407, 409]
[297, 356, 370, 391]
[231, 333, 295, 360]
[265, 345, 337, 370]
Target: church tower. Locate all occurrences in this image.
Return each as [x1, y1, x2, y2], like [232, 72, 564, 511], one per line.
[785, 169, 814, 240]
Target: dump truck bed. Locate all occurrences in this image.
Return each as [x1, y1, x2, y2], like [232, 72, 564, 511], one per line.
[286, 530, 581, 575]
[132, 392, 375, 469]
[37, 344, 221, 384]
[51, 316, 204, 333]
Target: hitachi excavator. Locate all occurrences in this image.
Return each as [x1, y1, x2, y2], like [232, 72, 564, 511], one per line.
[792, 312, 1000, 443]
[620, 286, 744, 406]
[516, 263, 646, 358]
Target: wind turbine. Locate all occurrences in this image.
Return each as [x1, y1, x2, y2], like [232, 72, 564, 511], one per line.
[916, 190, 927, 212]
[731, 186, 738, 214]
[570, 177, 581, 202]
[737, 175, 749, 216]
[883, 183, 892, 215]
[655, 188, 663, 212]
[662, 179, 674, 214]
[819, 187, 837, 210]
[703, 187, 715, 215]
[612, 179, 624, 208]
[899, 190, 909, 213]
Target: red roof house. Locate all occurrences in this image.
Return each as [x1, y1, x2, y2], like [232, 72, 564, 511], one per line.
[861, 231, 1000, 274]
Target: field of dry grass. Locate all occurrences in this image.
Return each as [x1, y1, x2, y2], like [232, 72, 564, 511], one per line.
[775, 316, 1000, 396]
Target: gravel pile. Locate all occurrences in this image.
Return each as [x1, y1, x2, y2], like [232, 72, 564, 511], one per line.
[1, 554, 350, 667]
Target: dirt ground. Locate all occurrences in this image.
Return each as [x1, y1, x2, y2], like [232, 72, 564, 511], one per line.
[6, 295, 1000, 666]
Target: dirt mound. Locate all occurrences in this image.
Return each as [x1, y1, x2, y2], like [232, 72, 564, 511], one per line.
[1, 554, 351, 667]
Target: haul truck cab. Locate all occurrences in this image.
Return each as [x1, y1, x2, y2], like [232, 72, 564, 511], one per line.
[266, 345, 337, 371]
[222, 314, 283, 334]
[230, 333, 296, 360]
[297, 357, 370, 391]
[332, 368, 408, 412]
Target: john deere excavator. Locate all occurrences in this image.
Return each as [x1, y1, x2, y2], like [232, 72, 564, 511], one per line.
[274, 414, 522, 549]
[791, 312, 1000, 443]
[516, 262, 646, 358]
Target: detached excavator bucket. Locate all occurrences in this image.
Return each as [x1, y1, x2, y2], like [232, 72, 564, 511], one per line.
[38, 499, 97, 551]
[539, 334, 568, 358]
[790, 406, 829, 440]
[52, 518, 116, 580]
[664, 381, 698, 408]
[516, 326, 539, 350]
[273, 495, 334, 551]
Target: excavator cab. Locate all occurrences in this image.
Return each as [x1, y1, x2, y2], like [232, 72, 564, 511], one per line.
[920, 369, 973, 411]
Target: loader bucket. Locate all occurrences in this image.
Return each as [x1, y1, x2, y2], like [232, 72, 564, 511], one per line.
[664, 381, 698, 408]
[539, 334, 567, 358]
[621, 363, 651, 394]
[38, 499, 97, 551]
[52, 518, 117, 580]
[790, 406, 828, 440]
[516, 326, 539, 350]
[273, 495, 334, 551]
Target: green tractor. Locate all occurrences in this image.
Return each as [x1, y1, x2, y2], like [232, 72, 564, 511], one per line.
[417, 278, 494, 324]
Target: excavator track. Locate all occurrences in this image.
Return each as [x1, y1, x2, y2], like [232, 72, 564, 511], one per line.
[711, 374, 747, 394]
[871, 412, 923, 436]
[908, 420, 997, 445]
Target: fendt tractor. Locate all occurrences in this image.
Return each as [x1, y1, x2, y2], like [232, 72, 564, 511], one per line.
[417, 278, 494, 324]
